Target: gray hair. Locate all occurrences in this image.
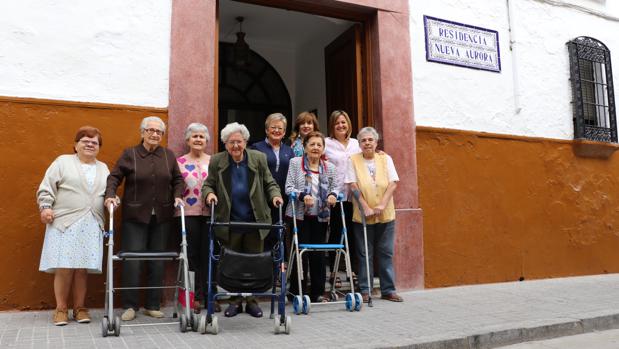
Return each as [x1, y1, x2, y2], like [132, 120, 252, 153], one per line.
[357, 126, 380, 141]
[220, 122, 250, 143]
[264, 113, 287, 130]
[184, 122, 210, 142]
[140, 116, 166, 133]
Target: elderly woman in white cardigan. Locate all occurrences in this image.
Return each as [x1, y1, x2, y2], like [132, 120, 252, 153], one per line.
[37, 126, 110, 326]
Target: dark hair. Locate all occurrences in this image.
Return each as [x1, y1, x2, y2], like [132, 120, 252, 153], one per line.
[328, 110, 352, 139]
[302, 131, 325, 148]
[74, 126, 103, 153]
[289, 111, 320, 143]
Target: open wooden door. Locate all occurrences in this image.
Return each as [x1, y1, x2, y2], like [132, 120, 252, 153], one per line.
[325, 24, 368, 134]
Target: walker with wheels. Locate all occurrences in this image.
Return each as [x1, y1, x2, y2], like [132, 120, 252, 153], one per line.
[287, 192, 363, 314]
[198, 203, 291, 335]
[101, 203, 195, 336]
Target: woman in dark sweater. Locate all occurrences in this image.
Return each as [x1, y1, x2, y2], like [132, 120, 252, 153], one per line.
[105, 116, 184, 322]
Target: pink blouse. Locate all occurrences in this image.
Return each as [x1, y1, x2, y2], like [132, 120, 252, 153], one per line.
[175, 155, 210, 217]
[324, 137, 361, 200]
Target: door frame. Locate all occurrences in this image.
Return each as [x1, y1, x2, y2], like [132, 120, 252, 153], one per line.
[168, 0, 423, 291]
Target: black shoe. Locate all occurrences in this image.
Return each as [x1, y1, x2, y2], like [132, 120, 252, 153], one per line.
[224, 303, 242, 317]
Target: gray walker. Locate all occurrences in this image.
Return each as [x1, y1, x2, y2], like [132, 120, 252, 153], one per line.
[101, 204, 195, 337]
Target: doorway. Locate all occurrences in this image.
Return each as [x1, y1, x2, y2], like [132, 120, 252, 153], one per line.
[218, 0, 370, 148]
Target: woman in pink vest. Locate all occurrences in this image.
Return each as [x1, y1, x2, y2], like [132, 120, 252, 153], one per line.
[345, 127, 403, 303]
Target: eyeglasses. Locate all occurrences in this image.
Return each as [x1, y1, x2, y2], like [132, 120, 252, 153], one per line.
[269, 126, 284, 131]
[79, 140, 99, 146]
[226, 140, 245, 146]
[144, 128, 164, 136]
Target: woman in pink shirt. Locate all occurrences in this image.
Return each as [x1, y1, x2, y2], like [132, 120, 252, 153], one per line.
[324, 110, 361, 289]
[175, 123, 218, 313]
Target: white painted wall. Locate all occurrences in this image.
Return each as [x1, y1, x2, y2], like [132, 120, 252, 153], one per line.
[410, 0, 619, 140]
[0, 0, 172, 107]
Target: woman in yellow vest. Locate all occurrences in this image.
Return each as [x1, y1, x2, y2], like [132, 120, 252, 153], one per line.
[345, 127, 403, 302]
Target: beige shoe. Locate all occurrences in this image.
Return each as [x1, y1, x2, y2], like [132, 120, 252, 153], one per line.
[73, 308, 91, 323]
[53, 309, 69, 326]
[121, 308, 136, 321]
[143, 309, 164, 318]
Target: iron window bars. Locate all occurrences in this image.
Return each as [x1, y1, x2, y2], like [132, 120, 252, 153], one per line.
[567, 36, 617, 143]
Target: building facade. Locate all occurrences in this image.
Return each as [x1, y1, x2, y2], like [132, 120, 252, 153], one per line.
[0, 0, 618, 309]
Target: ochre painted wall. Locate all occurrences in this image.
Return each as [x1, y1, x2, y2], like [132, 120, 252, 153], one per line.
[0, 97, 167, 310]
[417, 127, 619, 288]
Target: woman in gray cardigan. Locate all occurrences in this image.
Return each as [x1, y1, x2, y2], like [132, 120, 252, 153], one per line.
[37, 126, 109, 326]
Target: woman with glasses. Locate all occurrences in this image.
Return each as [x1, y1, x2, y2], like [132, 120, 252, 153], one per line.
[202, 122, 283, 318]
[37, 126, 109, 326]
[345, 127, 402, 303]
[250, 113, 294, 252]
[105, 116, 184, 322]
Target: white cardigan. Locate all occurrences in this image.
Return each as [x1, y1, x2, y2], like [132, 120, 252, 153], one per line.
[36, 154, 109, 232]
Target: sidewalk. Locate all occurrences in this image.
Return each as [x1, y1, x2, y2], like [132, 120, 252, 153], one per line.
[2, 274, 619, 348]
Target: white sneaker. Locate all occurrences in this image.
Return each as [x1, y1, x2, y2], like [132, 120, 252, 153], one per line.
[143, 309, 164, 318]
[121, 308, 136, 321]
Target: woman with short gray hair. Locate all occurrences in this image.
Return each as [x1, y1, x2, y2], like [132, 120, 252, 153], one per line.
[250, 114, 295, 252]
[202, 122, 283, 318]
[175, 122, 216, 313]
[345, 126, 402, 303]
[105, 116, 185, 321]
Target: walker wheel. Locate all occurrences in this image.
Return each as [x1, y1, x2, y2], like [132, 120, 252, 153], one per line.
[191, 313, 199, 332]
[345, 293, 356, 312]
[113, 316, 121, 337]
[292, 295, 302, 315]
[354, 293, 363, 311]
[180, 313, 188, 333]
[274, 317, 280, 334]
[198, 314, 207, 334]
[101, 317, 109, 337]
[284, 315, 291, 334]
[330, 291, 339, 302]
[302, 295, 311, 314]
[208, 315, 219, 335]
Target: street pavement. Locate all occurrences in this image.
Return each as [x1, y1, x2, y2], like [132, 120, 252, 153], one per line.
[2, 273, 619, 348]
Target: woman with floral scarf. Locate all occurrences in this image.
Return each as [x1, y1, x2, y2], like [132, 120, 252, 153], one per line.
[284, 131, 338, 302]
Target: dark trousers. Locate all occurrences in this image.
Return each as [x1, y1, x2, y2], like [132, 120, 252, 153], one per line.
[179, 216, 217, 304]
[121, 216, 169, 311]
[328, 202, 356, 274]
[224, 231, 264, 306]
[289, 216, 327, 302]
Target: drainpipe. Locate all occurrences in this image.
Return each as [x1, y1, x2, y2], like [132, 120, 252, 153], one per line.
[506, 0, 522, 115]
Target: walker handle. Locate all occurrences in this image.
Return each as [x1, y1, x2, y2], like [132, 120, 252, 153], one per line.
[289, 191, 297, 200]
[337, 192, 344, 202]
[177, 203, 186, 234]
[209, 200, 216, 225]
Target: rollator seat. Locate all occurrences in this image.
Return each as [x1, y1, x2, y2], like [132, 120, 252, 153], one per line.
[299, 243, 345, 249]
[116, 251, 180, 259]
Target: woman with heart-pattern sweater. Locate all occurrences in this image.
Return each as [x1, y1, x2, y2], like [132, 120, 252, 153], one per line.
[174, 122, 217, 314]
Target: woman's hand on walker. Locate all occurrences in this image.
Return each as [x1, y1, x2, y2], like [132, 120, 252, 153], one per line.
[206, 193, 218, 205]
[273, 196, 284, 207]
[174, 197, 184, 207]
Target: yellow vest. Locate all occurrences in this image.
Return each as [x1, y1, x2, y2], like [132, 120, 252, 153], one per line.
[350, 153, 395, 224]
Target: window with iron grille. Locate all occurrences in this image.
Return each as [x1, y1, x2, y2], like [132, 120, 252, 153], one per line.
[567, 36, 617, 142]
